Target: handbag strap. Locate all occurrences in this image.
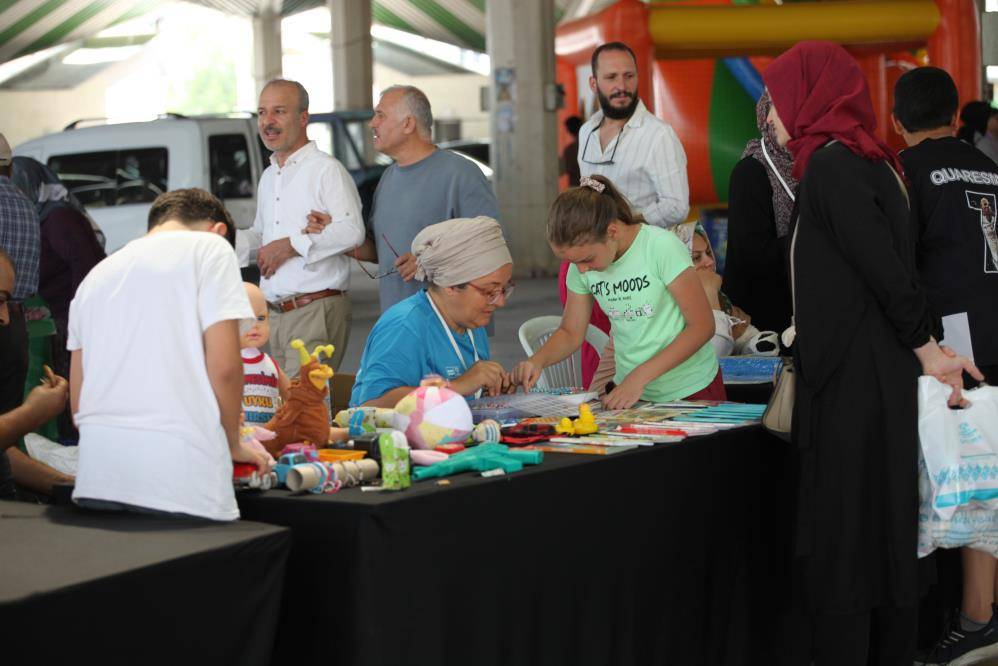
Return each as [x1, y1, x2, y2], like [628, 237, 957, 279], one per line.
[783, 219, 799, 348]
[761, 138, 796, 201]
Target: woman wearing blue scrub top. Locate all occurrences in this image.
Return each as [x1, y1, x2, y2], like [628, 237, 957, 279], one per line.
[350, 217, 515, 408]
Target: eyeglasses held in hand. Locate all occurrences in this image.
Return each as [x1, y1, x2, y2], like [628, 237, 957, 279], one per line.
[356, 234, 401, 279]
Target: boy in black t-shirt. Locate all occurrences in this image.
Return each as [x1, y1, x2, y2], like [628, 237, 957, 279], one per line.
[895, 69, 998, 383]
[894, 67, 998, 666]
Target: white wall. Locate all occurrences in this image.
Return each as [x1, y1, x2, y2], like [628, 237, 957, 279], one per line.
[0, 46, 151, 148]
[0, 88, 106, 147]
[2, 3, 252, 149]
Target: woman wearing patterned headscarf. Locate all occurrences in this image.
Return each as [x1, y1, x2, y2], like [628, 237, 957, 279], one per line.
[10, 156, 105, 439]
[350, 216, 515, 407]
[721, 90, 796, 334]
[765, 41, 980, 664]
[10, 156, 105, 331]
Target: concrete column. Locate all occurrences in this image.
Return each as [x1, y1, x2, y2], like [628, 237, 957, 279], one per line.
[328, 0, 373, 111]
[487, 0, 561, 277]
[252, 10, 283, 96]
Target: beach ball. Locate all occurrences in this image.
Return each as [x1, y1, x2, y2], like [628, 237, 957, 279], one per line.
[394, 385, 474, 449]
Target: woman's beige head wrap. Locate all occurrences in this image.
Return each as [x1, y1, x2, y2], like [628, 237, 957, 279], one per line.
[412, 216, 512, 287]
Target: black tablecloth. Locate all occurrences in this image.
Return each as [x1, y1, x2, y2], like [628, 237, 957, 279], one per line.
[238, 426, 792, 666]
[0, 503, 291, 665]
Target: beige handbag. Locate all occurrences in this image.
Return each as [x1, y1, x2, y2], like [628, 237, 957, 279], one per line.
[762, 358, 795, 442]
[762, 218, 798, 442]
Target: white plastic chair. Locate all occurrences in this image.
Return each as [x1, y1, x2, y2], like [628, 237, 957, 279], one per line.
[518, 315, 610, 390]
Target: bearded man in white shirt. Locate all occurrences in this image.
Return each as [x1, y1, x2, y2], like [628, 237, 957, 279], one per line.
[577, 42, 690, 227]
[247, 79, 365, 376]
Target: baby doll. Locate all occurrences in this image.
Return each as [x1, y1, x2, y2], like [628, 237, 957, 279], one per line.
[241, 283, 291, 425]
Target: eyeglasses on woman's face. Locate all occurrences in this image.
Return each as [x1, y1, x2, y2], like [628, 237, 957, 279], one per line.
[465, 281, 515, 306]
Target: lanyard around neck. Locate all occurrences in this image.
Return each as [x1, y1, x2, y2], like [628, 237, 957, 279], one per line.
[425, 291, 481, 397]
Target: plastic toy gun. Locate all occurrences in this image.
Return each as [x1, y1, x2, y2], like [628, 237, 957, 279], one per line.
[411, 443, 543, 481]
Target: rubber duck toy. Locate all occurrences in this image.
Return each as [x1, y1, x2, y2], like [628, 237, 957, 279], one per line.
[555, 417, 576, 436]
[573, 404, 598, 435]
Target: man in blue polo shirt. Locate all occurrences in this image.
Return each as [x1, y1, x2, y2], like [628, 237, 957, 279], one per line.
[350, 217, 514, 407]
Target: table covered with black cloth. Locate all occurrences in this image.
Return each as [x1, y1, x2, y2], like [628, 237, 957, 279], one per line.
[238, 426, 793, 666]
[0, 502, 291, 665]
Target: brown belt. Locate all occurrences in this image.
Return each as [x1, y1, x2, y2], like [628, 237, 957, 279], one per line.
[269, 289, 345, 313]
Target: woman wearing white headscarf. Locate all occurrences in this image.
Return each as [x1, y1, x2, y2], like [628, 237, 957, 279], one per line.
[350, 216, 515, 407]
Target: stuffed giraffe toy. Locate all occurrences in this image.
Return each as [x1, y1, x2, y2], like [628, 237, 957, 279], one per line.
[263, 340, 335, 455]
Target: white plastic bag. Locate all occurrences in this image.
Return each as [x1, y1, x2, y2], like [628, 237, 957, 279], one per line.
[917, 376, 998, 557]
[918, 377, 998, 520]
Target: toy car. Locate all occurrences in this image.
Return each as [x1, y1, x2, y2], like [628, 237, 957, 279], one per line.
[232, 463, 277, 491]
[274, 453, 309, 486]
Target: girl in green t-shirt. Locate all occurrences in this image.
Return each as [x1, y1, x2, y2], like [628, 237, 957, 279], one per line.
[511, 175, 722, 408]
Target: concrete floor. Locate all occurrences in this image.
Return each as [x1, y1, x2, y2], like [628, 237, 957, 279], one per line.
[337, 264, 564, 376]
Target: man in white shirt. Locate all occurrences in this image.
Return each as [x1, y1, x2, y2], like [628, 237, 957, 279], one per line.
[69, 189, 268, 521]
[246, 79, 365, 375]
[578, 42, 690, 227]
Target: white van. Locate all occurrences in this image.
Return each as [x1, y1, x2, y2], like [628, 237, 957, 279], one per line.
[14, 115, 265, 253]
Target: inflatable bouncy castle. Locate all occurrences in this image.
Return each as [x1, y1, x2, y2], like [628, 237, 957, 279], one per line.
[555, 0, 982, 206]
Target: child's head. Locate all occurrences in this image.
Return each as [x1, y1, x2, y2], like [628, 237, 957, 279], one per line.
[546, 175, 639, 272]
[241, 283, 270, 349]
[892, 67, 958, 140]
[147, 188, 236, 247]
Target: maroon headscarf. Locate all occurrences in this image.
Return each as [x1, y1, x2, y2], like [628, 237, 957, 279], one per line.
[762, 41, 904, 181]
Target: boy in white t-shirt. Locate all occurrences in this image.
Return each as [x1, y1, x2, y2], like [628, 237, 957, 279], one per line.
[68, 189, 270, 520]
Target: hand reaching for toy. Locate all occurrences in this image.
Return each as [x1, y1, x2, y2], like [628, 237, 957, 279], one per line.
[232, 438, 274, 475]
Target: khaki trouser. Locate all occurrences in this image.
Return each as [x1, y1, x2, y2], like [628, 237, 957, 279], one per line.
[270, 294, 351, 379]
